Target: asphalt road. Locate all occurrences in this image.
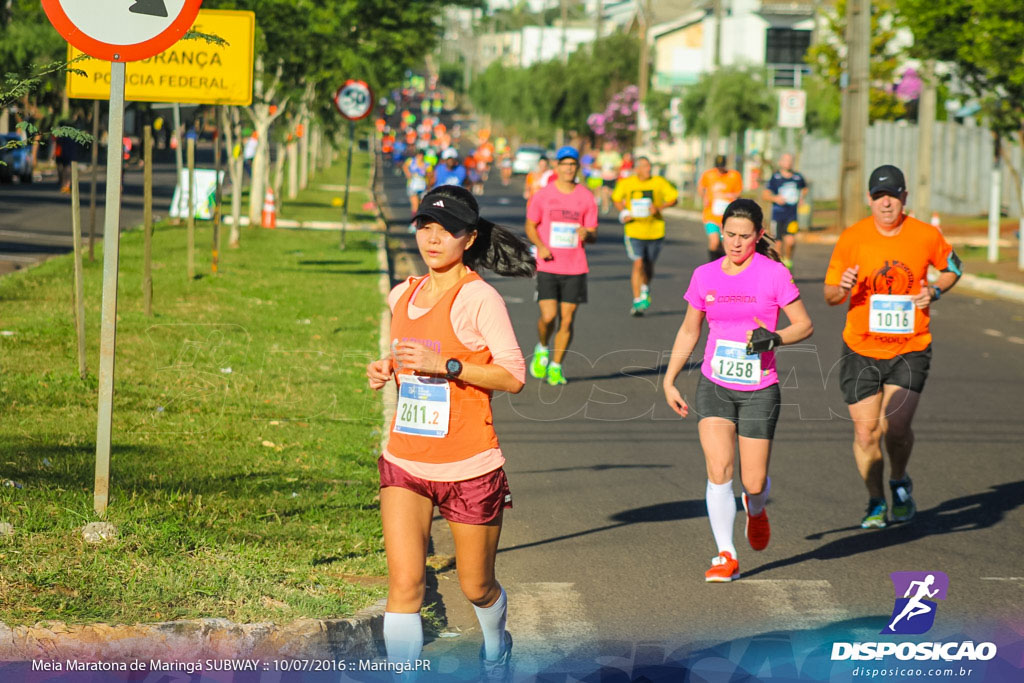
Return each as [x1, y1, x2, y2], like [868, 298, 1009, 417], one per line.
[0, 145, 207, 277]
[378, 160, 1024, 679]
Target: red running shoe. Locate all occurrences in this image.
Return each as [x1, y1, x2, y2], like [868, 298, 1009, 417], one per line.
[742, 492, 771, 551]
[705, 551, 740, 583]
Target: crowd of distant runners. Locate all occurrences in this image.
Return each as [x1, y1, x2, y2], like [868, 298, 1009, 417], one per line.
[370, 95, 962, 676]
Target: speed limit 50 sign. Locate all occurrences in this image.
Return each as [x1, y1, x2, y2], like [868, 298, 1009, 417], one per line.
[334, 80, 374, 121]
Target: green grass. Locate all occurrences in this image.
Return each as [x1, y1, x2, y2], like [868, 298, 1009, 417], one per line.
[225, 150, 376, 225]
[0, 162, 389, 627]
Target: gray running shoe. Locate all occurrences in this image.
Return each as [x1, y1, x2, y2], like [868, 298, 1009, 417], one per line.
[890, 476, 916, 522]
[481, 631, 513, 683]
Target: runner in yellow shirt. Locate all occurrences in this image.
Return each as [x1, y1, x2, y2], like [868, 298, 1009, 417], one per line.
[612, 157, 679, 316]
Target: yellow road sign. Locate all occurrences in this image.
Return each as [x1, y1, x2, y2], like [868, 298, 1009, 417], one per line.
[67, 9, 254, 105]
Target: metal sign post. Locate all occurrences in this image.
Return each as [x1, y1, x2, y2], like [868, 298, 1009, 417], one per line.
[341, 119, 355, 250]
[94, 61, 126, 516]
[333, 79, 374, 250]
[41, 0, 204, 517]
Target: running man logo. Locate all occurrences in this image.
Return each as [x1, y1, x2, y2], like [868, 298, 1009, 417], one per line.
[881, 571, 949, 635]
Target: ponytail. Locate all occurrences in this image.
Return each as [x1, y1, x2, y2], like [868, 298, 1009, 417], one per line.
[464, 218, 537, 277]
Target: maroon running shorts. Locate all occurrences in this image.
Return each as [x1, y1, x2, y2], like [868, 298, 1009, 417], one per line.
[377, 456, 512, 524]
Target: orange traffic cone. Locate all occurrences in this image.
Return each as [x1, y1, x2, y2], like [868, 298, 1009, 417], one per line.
[931, 211, 941, 230]
[261, 188, 277, 229]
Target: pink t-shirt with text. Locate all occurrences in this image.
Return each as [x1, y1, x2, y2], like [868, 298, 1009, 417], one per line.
[526, 182, 598, 275]
[684, 253, 801, 391]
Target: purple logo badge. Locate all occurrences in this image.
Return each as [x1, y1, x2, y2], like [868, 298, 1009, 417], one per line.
[881, 571, 949, 635]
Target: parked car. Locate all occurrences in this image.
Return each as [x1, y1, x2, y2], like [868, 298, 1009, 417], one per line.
[0, 133, 34, 184]
[512, 145, 547, 175]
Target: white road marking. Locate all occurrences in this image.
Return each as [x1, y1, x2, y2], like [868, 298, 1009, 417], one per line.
[1006, 337, 1024, 345]
[741, 580, 847, 630]
[980, 577, 1024, 581]
[982, 328, 1004, 337]
[506, 582, 597, 676]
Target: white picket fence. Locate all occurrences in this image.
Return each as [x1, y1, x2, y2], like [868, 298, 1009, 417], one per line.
[784, 121, 1024, 217]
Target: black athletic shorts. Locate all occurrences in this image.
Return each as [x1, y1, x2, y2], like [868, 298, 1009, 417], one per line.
[694, 373, 781, 440]
[838, 342, 932, 405]
[535, 272, 588, 304]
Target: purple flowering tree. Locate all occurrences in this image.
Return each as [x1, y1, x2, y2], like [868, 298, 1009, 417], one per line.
[587, 85, 639, 146]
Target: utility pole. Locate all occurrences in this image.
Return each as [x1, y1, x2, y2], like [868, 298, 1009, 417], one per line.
[560, 0, 568, 63]
[708, 0, 723, 161]
[635, 0, 651, 150]
[838, 0, 870, 229]
[913, 61, 936, 219]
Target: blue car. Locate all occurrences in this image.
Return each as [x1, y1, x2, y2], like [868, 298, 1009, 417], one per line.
[0, 133, 34, 184]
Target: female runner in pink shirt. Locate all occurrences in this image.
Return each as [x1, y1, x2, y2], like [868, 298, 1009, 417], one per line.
[662, 199, 813, 582]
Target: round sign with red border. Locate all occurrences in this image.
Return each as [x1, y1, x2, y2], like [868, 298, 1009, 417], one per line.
[334, 80, 374, 121]
[41, 0, 203, 63]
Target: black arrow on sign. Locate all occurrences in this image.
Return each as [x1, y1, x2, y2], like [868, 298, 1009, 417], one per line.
[129, 0, 168, 18]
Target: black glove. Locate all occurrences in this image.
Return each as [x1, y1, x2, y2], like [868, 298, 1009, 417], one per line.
[746, 327, 783, 355]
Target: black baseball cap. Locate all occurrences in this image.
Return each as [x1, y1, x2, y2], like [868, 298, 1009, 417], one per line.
[868, 164, 906, 196]
[714, 154, 727, 169]
[412, 185, 480, 234]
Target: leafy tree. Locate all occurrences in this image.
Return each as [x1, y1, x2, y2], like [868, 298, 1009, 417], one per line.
[469, 31, 639, 144]
[680, 65, 776, 150]
[803, 74, 843, 139]
[805, 0, 906, 123]
[896, 0, 1024, 138]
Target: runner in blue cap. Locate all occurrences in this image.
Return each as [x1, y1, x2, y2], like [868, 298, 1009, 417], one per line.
[524, 145, 598, 385]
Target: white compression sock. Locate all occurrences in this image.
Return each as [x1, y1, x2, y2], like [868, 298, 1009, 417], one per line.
[473, 586, 508, 661]
[706, 479, 738, 558]
[383, 611, 423, 664]
[744, 476, 772, 516]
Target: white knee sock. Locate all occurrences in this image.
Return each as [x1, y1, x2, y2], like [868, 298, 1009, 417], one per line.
[706, 479, 738, 558]
[744, 476, 772, 516]
[383, 611, 423, 664]
[472, 585, 508, 661]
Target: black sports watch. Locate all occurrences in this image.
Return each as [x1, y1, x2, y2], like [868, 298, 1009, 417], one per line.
[930, 285, 942, 302]
[444, 358, 463, 379]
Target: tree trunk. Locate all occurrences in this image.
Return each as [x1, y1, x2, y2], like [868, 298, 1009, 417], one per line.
[299, 116, 310, 191]
[247, 113, 273, 226]
[220, 106, 244, 247]
[287, 137, 299, 199]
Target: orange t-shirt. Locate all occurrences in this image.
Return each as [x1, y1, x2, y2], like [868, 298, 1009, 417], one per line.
[825, 215, 954, 359]
[698, 169, 742, 225]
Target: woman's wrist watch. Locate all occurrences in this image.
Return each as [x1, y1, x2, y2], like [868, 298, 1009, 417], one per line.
[444, 358, 463, 379]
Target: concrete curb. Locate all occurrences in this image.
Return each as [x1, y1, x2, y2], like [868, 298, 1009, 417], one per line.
[0, 602, 386, 661]
[955, 273, 1024, 303]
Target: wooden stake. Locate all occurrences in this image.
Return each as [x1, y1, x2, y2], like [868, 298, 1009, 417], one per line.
[71, 162, 87, 379]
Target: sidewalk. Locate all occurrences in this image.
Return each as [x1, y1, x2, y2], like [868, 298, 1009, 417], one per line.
[663, 206, 1024, 303]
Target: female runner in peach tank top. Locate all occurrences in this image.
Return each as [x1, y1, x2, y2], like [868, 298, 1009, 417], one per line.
[366, 185, 535, 676]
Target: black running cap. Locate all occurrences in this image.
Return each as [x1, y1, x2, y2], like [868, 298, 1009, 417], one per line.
[869, 164, 906, 196]
[412, 186, 480, 234]
[714, 154, 727, 168]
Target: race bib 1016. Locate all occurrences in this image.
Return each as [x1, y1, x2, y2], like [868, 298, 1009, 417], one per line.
[869, 294, 915, 334]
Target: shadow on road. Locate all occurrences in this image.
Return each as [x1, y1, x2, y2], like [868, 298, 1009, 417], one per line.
[743, 479, 1024, 578]
[498, 498, 705, 554]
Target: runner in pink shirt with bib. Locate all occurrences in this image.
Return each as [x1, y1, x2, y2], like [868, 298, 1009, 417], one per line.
[663, 199, 814, 583]
[524, 146, 598, 386]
